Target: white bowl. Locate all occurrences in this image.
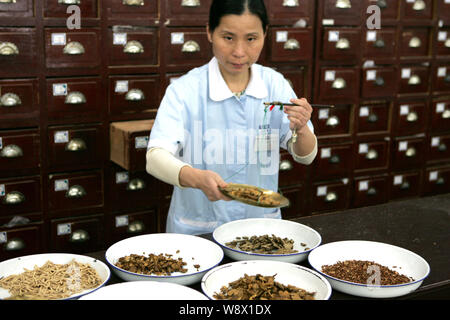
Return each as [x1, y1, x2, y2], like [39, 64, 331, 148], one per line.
[79, 281, 208, 300]
[0, 253, 110, 300]
[105, 233, 224, 286]
[213, 218, 321, 264]
[201, 260, 332, 300]
[308, 240, 430, 298]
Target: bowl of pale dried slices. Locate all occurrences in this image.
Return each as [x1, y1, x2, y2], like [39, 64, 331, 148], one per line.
[213, 218, 321, 264]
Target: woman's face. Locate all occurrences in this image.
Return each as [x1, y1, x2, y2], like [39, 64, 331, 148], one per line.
[207, 12, 266, 79]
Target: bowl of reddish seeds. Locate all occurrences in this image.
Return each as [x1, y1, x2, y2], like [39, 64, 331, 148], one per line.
[308, 240, 430, 298]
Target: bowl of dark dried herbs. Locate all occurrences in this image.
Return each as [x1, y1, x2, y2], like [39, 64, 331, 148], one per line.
[308, 240, 430, 298]
[105, 233, 224, 286]
[201, 260, 332, 300]
[212, 218, 321, 264]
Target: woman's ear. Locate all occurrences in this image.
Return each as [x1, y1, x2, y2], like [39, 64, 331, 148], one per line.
[206, 24, 213, 43]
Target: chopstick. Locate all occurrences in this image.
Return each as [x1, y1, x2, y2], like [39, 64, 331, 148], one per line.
[264, 102, 334, 108]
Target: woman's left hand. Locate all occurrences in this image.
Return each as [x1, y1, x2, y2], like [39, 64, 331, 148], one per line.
[283, 98, 313, 133]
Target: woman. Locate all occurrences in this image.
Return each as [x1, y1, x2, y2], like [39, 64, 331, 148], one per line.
[146, 0, 317, 235]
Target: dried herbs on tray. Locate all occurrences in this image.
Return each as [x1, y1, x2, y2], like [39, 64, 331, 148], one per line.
[115, 253, 190, 276]
[214, 274, 315, 300]
[225, 234, 305, 254]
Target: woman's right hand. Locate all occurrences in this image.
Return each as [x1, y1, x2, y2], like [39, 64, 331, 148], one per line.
[179, 166, 231, 202]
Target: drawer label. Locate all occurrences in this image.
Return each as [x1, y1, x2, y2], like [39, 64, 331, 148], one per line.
[53, 83, 68, 96]
[135, 136, 149, 149]
[276, 31, 288, 42]
[115, 80, 129, 93]
[115, 215, 129, 228]
[359, 181, 369, 191]
[436, 103, 445, 113]
[54, 131, 69, 143]
[320, 148, 331, 158]
[366, 70, 377, 81]
[359, 143, 368, 154]
[0, 184, 4, 196]
[171, 32, 184, 44]
[438, 67, 447, 78]
[55, 179, 69, 191]
[0, 232, 6, 244]
[116, 172, 129, 184]
[431, 137, 440, 147]
[57, 223, 72, 236]
[394, 175, 403, 185]
[325, 71, 335, 81]
[318, 109, 329, 119]
[316, 186, 327, 196]
[113, 33, 127, 45]
[366, 31, 377, 42]
[51, 33, 67, 46]
[438, 31, 447, 42]
[0, 137, 2, 149]
[328, 31, 339, 42]
[429, 171, 438, 181]
[359, 106, 369, 117]
[401, 68, 411, 79]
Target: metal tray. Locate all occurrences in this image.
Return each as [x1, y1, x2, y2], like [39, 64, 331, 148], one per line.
[219, 183, 289, 208]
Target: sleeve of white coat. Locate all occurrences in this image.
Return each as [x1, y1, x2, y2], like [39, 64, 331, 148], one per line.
[146, 147, 191, 188]
[287, 134, 318, 165]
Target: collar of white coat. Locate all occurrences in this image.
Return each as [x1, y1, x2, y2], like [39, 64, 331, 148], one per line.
[208, 57, 268, 101]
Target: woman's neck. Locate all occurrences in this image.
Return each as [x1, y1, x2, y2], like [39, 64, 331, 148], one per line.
[218, 64, 251, 94]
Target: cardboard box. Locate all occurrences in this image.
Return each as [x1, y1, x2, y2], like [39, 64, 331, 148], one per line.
[110, 120, 154, 172]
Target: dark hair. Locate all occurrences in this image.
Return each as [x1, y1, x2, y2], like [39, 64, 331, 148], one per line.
[209, 0, 269, 34]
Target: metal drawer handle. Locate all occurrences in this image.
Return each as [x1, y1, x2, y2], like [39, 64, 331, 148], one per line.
[445, 75, 450, 83]
[436, 177, 445, 185]
[181, 0, 200, 7]
[0, 42, 19, 56]
[0, 0, 17, 4]
[128, 220, 145, 233]
[123, 0, 144, 5]
[279, 159, 293, 171]
[124, 40, 144, 54]
[326, 115, 340, 127]
[374, 77, 385, 86]
[408, 75, 421, 85]
[329, 154, 340, 164]
[70, 229, 90, 243]
[65, 185, 87, 198]
[376, 0, 387, 9]
[400, 181, 411, 190]
[406, 147, 417, 157]
[412, 0, 426, 11]
[332, 78, 346, 89]
[336, 38, 350, 50]
[5, 238, 25, 251]
[445, 39, 450, 48]
[127, 178, 147, 191]
[409, 37, 422, 48]
[442, 109, 450, 119]
[325, 192, 338, 202]
[438, 143, 447, 152]
[366, 149, 378, 160]
[336, 0, 351, 9]
[182, 40, 200, 53]
[125, 88, 145, 101]
[65, 91, 86, 105]
[367, 187, 377, 196]
[373, 39, 385, 48]
[65, 138, 87, 152]
[0, 144, 23, 158]
[367, 113, 378, 123]
[284, 39, 300, 50]
[3, 191, 25, 205]
[58, 0, 81, 4]
[0, 93, 22, 107]
[63, 41, 85, 55]
[406, 111, 418, 122]
[283, 0, 299, 6]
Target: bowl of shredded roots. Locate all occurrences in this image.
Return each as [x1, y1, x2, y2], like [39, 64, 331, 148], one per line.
[0, 253, 110, 300]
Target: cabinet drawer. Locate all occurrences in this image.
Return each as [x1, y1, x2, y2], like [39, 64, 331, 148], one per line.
[321, 27, 361, 61]
[268, 0, 314, 24]
[430, 98, 450, 133]
[50, 215, 103, 253]
[402, 0, 433, 20]
[107, 209, 157, 245]
[436, 28, 450, 58]
[109, 164, 162, 212]
[432, 64, 450, 95]
[46, 77, 102, 123]
[389, 170, 421, 200]
[362, 28, 397, 60]
[353, 175, 388, 208]
[366, 0, 399, 21]
[318, 67, 359, 103]
[48, 170, 103, 215]
[423, 165, 450, 195]
[164, 0, 211, 24]
[437, 0, 450, 22]
[310, 179, 351, 213]
[355, 139, 390, 171]
[166, 28, 212, 68]
[0, 79, 39, 129]
[47, 124, 103, 170]
[400, 28, 430, 58]
[428, 134, 450, 163]
[109, 75, 160, 116]
[280, 185, 307, 219]
[398, 66, 430, 95]
[0, 129, 40, 173]
[278, 67, 307, 99]
[108, 26, 158, 67]
[314, 142, 353, 179]
[322, 0, 363, 25]
[44, 0, 97, 18]
[311, 104, 352, 137]
[0, 176, 41, 218]
[0, 0, 33, 18]
[0, 224, 43, 261]
[268, 28, 313, 62]
[279, 151, 308, 187]
[361, 66, 397, 98]
[392, 100, 428, 136]
[45, 28, 100, 71]
[355, 102, 391, 135]
[105, 0, 159, 19]
[391, 137, 426, 170]
[0, 28, 37, 77]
